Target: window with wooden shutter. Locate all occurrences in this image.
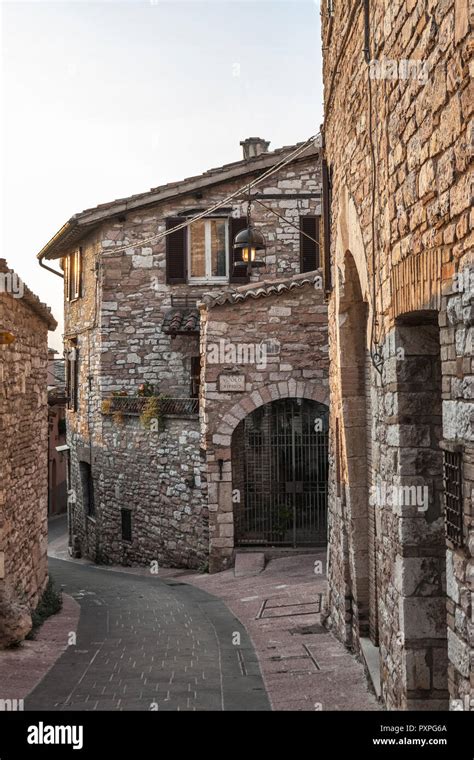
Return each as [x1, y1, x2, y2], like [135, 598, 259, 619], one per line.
[166, 218, 187, 284]
[229, 217, 250, 283]
[300, 216, 320, 273]
[188, 218, 228, 282]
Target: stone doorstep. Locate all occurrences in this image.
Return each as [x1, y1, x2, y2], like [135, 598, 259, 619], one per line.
[234, 552, 266, 578]
[359, 636, 382, 700]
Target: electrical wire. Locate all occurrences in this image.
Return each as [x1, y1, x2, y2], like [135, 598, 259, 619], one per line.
[99, 135, 319, 257]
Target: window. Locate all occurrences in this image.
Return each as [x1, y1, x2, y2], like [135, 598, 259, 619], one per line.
[80, 462, 95, 517]
[188, 218, 228, 282]
[300, 216, 320, 272]
[121, 509, 132, 541]
[65, 249, 82, 301]
[190, 355, 201, 399]
[66, 342, 79, 411]
[444, 449, 463, 547]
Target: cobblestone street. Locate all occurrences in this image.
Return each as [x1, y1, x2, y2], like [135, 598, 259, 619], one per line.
[25, 556, 270, 712]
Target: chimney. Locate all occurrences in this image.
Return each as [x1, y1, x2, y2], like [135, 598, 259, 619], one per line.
[240, 137, 270, 161]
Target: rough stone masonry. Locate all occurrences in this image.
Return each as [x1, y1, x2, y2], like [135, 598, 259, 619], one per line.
[0, 259, 57, 647]
[321, 0, 472, 710]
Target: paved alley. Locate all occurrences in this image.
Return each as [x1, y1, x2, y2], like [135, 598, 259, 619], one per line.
[25, 557, 270, 712]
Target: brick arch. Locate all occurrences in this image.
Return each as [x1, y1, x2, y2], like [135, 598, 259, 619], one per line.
[211, 381, 329, 447]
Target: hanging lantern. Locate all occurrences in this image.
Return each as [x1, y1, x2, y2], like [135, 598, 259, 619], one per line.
[233, 197, 266, 272]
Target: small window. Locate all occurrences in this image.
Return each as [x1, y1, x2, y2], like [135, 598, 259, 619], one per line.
[66, 343, 79, 411]
[121, 509, 132, 542]
[444, 450, 463, 547]
[190, 355, 201, 399]
[189, 219, 228, 282]
[65, 249, 82, 301]
[300, 216, 320, 273]
[80, 462, 95, 517]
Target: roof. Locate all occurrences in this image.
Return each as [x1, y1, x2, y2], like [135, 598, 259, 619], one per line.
[198, 270, 323, 309]
[38, 137, 320, 261]
[162, 308, 200, 335]
[0, 259, 57, 330]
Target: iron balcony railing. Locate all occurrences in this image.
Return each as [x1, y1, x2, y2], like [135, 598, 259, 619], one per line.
[103, 396, 199, 417]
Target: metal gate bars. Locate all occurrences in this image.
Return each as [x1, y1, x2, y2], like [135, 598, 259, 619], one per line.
[234, 398, 329, 547]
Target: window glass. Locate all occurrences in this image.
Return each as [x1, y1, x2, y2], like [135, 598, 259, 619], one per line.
[190, 220, 206, 278]
[210, 219, 227, 277]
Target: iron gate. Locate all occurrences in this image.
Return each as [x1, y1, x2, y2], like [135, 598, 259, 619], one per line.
[235, 398, 328, 546]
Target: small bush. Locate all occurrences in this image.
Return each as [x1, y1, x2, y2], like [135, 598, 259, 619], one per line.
[26, 577, 63, 639]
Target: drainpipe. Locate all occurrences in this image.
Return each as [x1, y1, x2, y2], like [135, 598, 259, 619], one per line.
[38, 253, 64, 278]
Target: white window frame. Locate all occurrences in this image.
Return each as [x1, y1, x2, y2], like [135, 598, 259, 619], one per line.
[188, 218, 229, 284]
[66, 249, 82, 302]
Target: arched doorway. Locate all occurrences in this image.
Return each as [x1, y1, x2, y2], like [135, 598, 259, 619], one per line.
[233, 398, 329, 547]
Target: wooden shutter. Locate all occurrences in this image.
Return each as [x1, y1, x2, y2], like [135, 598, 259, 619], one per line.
[166, 217, 187, 284]
[322, 159, 332, 292]
[300, 216, 320, 273]
[229, 217, 249, 283]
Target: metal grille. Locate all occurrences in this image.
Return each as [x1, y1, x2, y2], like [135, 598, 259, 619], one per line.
[444, 450, 463, 547]
[236, 398, 328, 547]
[105, 396, 199, 417]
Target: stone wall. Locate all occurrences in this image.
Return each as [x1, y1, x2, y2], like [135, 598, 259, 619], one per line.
[321, 0, 472, 709]
[0, 260, 56, 646]
[68, 415, 207, 570]
[64, 150, 322, 569]
[199, 273, 329, 571]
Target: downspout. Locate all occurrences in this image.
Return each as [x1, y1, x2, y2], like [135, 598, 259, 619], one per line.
[38, 253, 64, 279]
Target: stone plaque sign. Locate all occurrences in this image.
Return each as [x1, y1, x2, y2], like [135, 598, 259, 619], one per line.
[218, 373, 246, 392]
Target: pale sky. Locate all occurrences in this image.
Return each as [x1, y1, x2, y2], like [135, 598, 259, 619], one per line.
[1, 0, 323, 350]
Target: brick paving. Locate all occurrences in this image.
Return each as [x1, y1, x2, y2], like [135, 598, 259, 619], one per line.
[25, 558, 270, 712]
[175, 551, 381, 711]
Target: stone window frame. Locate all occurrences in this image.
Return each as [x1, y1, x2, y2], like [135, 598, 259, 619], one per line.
[187, 217, 229, 284]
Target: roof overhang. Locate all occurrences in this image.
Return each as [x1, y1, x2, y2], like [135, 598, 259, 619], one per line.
[38, 141, 320, 261]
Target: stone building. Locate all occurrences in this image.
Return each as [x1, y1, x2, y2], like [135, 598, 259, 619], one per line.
[320, 1, 472, 709]
[0, 259, 57, 646]
[37, 137, 328, 572]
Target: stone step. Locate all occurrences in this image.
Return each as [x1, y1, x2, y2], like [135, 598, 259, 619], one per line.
[234, 552, 266, 577]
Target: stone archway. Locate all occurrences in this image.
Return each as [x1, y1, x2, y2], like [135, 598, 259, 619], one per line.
[207, 381, 329, 572]
[337, 251, 374, 642]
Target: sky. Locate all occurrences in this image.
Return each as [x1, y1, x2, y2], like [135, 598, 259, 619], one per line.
[0, 0, 323, 351]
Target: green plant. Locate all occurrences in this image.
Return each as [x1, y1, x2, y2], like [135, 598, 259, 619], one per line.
[26, 577, 62, 639]
[273, 503, 292, 540]
[140, 395, 165, 431]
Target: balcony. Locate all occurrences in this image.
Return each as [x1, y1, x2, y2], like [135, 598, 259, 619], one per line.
[102, 396, 199, 418]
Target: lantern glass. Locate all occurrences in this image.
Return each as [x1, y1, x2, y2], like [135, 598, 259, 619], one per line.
[242, 247, 257, 263]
